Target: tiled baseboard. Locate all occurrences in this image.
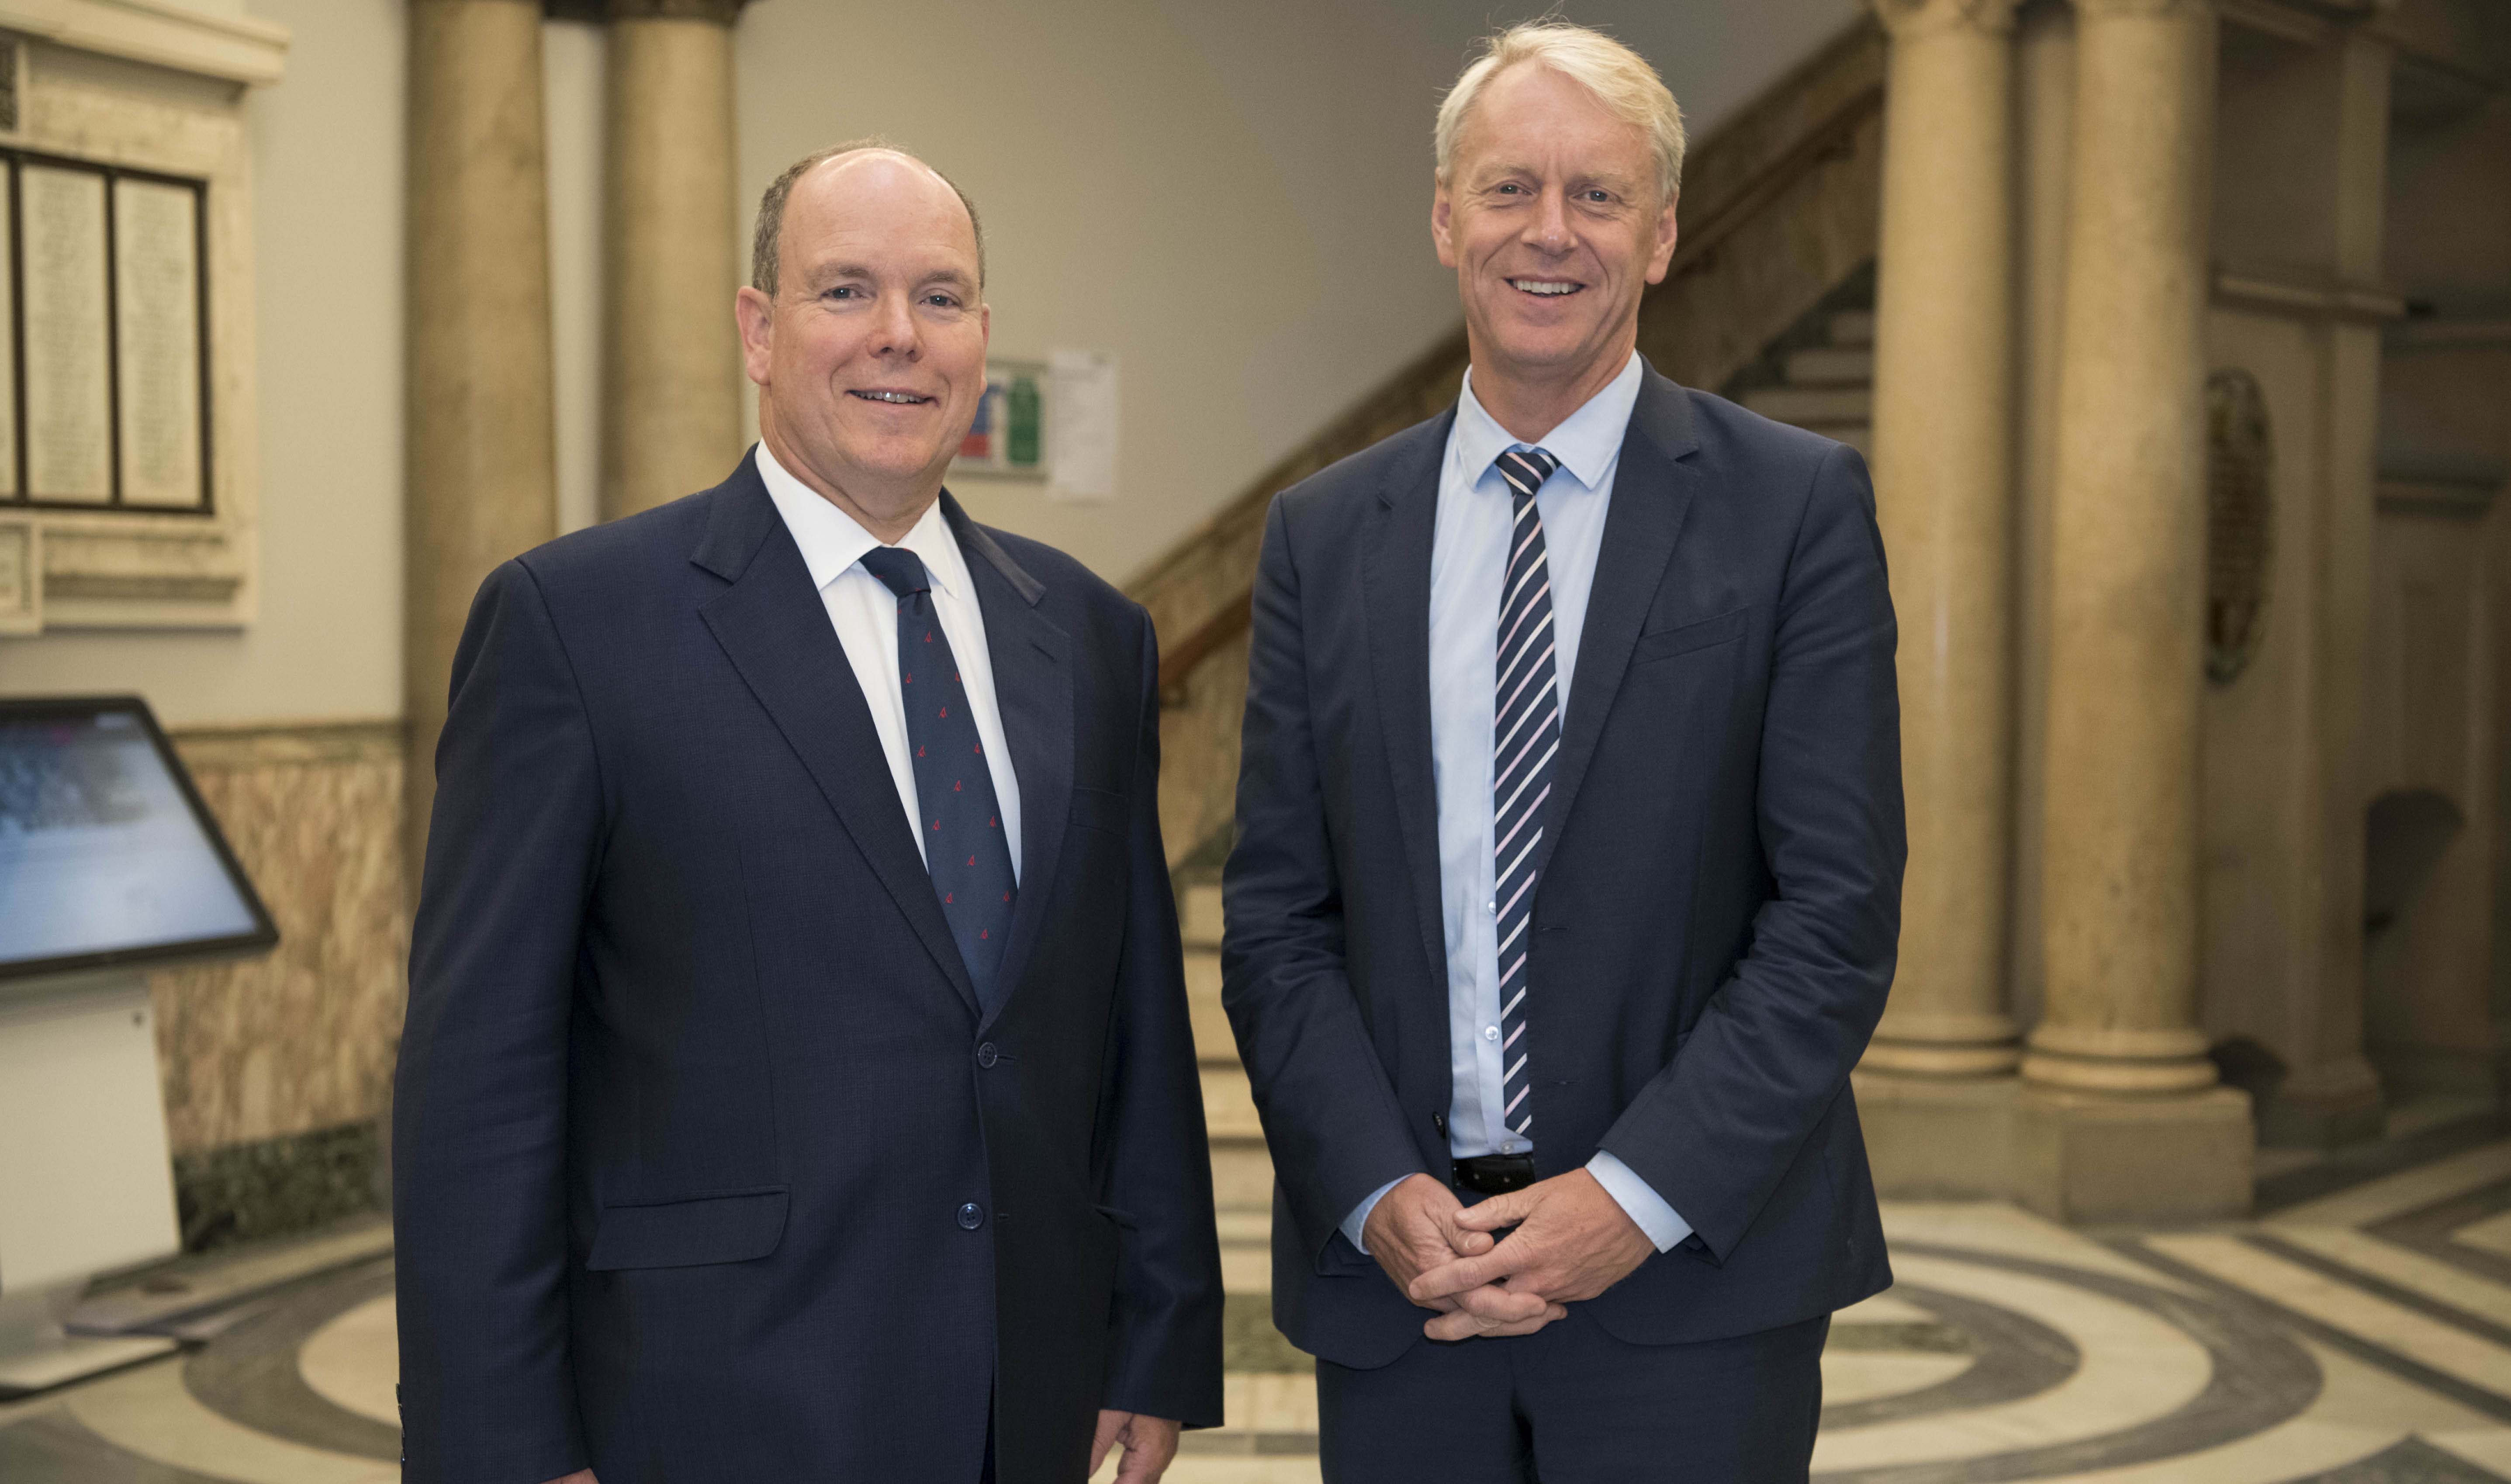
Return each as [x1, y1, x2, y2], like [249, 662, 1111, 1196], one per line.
[172, 1121, 385, 1254]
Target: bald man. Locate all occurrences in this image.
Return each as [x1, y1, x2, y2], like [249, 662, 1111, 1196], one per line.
[394, 142, 1222, 1484]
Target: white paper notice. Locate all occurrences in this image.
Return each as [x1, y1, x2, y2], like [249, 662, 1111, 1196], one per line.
[1046, 349, 1117, 504]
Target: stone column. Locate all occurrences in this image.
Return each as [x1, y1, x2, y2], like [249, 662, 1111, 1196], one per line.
[405, 0, 559, 890]
[1855, 0, 2023, 1197]
[600, 0, 747, 520]
[2021, 0, 2249, 1220]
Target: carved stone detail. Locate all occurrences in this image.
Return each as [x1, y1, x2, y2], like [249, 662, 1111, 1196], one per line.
[542, 0, 752, 21]
[2068, 0, 2214, 17]
[1872, 0, 2021, 39]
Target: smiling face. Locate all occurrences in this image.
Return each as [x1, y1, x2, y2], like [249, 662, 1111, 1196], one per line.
[736, 151, 989, 534]
[1433, 62, 1678, 418]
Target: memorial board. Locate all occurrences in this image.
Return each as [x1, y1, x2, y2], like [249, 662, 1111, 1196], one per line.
[112, 179, 203, 508]
[20, 164, 112, 504]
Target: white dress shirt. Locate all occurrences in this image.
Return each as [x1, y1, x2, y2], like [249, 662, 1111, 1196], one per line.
[755, 441, 1023, 880]
[1343, 353, 1692, 1254]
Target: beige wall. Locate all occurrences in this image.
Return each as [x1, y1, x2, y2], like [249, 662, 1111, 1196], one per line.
[0, 0, 1859, 722]
[730, 0, 1861, 586]
[0, 0, 406, 728]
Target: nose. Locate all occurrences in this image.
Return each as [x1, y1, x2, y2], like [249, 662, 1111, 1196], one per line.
[1523, 187, 1573, 254]
[868, 291, 920, 359]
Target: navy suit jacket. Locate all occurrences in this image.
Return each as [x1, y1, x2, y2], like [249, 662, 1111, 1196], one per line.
[1222, 365, 1903, 1368]
[394, 456, 1224, 1483]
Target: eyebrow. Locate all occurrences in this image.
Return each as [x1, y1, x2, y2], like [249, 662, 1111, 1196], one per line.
[801, 261, 978, 293]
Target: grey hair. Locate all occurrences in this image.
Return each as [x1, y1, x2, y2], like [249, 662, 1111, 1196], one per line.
[1435, 20, 1687, 205]
[750, 137, 987, 296]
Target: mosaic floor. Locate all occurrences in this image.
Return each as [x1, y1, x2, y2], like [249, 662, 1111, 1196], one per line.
[7, 1122, 2511, 1483]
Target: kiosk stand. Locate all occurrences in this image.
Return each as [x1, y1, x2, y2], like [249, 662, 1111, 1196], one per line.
[0, 697, 278, 1396]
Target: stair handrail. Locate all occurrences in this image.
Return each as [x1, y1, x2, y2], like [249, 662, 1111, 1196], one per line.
[1144, 18, 1887, 705]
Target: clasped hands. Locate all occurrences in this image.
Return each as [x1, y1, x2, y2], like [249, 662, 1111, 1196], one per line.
[1360, 1169, 1656, 1343]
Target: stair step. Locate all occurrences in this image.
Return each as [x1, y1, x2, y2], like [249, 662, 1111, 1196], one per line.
[1829, 310, 1875, 347]
[1186, 950, 1236, 1064]
[1211, 1138, 1277, 1211]
[1742, 386, 1872, 428]
[1204, 1064, 1265, 1141]
[1184, 882, 1225, 949]
[1785, 347, 1873, 387]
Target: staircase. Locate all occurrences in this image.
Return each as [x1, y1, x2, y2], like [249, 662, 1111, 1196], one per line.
[1737, 308, 1876, 459]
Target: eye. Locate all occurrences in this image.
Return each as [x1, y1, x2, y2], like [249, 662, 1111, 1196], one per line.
[823, 285, 859, 300]
[1583, 190, 1612, 203]
[1495, 183, 1525, 196]
[924, 293, 960, 308]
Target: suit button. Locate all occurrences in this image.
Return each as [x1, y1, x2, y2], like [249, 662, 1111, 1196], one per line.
[958, 1202, 984, 1230]
[976, 1042, 999, 1068]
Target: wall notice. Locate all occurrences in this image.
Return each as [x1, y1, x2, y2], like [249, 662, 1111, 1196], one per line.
[1047, 349, 1117, 504]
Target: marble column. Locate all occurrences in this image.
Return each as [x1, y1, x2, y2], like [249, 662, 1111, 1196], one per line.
[404, 0, 559, 890]
[1854, 0, 2023, 1199]
[1865, 0, 2023, 1080]
[600, 0, 747, 521]
[2021, 0, 2249, 1220]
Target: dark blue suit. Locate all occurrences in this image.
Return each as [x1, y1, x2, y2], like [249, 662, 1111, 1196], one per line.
[1222, 366, 1902, 1474]
[394, 456, 1224, 1484]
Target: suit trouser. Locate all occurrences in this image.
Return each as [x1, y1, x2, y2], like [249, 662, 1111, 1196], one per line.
[1316, 1308, 1829, 1483]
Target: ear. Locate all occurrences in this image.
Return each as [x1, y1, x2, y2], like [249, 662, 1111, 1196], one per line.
[736, 285, 776, 387]
[1432, 175, 1459, 270]
[1644, 191, 1679, 285]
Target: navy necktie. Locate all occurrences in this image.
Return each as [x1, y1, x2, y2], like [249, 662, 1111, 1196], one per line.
[1492, 446, 1562, 1142]
[858, 545, 1017, 1011]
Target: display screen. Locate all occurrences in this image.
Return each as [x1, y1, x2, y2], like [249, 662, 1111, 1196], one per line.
[0, 697, 275, 980]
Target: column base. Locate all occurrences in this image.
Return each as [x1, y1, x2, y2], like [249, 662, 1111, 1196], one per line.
[2258, 1058, 2386, 1150]
[1853, 1070, 2017, 1198]
[2012, 1085, 2253, 1223]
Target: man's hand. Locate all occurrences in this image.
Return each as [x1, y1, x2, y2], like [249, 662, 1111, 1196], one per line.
[541, 1473, 595, 1484]
[1090, 1411, 1180, 1482]
[1407, 1169, 1655, 1339]
[1364, 1173, 1564, 1339]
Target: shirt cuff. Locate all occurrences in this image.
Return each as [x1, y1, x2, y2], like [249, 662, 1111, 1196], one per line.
[1586, 1151, 1692, 1253]
[1341, 1177, 1408, 1256]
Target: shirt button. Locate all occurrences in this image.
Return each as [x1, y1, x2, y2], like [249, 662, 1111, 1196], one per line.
[976, 1042, 999, 1068]
[1485, 898, 1496, 915]
[957, 1202, 984, 1230]
[1483, 1025, 1500, 1042]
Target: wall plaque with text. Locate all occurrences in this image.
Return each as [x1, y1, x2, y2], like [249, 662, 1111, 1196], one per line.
[0, 150, 210, 514]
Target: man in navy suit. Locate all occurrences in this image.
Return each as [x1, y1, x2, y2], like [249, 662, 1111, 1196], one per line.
[1222, 21, 1903, 1480]
[394, 142, 1221, 1484]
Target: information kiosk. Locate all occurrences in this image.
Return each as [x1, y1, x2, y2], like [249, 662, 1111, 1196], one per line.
[0, 696, 277, 1395]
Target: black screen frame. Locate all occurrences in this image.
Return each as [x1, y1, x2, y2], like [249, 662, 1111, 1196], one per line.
[0, 694, 280, 983]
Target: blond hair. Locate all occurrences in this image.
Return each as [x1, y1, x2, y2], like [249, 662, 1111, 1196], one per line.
[1434, 20, 1687, 205]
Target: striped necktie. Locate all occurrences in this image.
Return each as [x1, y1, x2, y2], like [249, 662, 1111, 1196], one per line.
[1493, 445, 1560, 1143]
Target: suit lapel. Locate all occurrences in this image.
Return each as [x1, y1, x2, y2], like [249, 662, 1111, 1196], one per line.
[945, 497, 1072, 1031]
[694, 469, 982, 1019]
[1529, 370, 1703, 889]
[1360, 413, 1456, 993]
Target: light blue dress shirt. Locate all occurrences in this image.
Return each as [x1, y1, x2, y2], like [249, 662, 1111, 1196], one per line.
[1342, 352, 1693, 1256]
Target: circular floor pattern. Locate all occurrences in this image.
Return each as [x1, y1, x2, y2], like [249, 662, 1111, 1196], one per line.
[1812, 1243, 2322, 1484]
[26, 1218, 2511, 1484]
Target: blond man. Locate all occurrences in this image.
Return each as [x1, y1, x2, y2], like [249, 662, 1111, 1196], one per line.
[1222, 22, 1901, 1479]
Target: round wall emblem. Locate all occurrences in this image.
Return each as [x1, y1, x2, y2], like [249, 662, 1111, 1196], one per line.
[2206, 369, 2275, 684]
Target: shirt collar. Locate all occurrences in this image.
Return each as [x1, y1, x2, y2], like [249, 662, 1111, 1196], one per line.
[1453, 350, 1643, 492]
[754, 440, 967, 599]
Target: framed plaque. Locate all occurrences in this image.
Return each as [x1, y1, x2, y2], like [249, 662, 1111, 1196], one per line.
[113, 178, 204, 509]
[19, 163, 112, 504]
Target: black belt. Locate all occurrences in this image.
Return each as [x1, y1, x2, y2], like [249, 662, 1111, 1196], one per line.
[1452, 1153, 1537, 1195]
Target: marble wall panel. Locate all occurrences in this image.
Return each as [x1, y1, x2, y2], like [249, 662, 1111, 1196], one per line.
[149, 720, 407, 1158]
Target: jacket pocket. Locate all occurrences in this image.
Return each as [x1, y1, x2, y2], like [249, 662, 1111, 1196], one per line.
[1629, 607, 1748, 666]
[1069, 785, 1129, 834]
[586, 1187, 789, 1271]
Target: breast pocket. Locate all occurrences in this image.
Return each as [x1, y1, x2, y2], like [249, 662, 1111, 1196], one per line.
[1629, 607, 1749, 668]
